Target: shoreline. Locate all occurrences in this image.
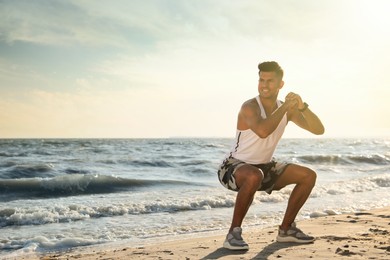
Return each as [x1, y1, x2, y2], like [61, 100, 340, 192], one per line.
[8, 206, 390, 260]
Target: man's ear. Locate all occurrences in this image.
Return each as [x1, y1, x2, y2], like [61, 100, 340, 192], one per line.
[279, 80, 285, 90]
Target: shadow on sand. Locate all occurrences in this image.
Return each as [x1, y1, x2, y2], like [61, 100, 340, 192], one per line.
[201, 247, 247, 259]
[202, 242, 306, 259]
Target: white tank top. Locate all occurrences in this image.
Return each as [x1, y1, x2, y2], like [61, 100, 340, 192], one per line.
[228, 96, 287, 164]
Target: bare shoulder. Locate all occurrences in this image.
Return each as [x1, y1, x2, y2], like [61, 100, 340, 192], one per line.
[240, 97, 260, 118]
[241, 98, 258, 110]
[238, 97, 261, 129]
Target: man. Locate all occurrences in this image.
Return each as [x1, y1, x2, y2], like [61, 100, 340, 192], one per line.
[217, 61, 325, 250]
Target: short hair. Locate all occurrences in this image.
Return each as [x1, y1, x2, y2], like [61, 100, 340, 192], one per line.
[258, 61, 284, 79]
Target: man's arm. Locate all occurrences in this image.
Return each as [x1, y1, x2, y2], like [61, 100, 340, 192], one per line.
[287, 94, 325, 135]
[239, 99, 294, 138]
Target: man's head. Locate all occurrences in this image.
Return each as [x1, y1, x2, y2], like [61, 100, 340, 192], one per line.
[257, 61, 284, 98]
[258, 61, 283, 80]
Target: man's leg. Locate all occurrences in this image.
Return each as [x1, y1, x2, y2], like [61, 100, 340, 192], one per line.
[229, 165, 263, 232]
[273, 164, 317, 230]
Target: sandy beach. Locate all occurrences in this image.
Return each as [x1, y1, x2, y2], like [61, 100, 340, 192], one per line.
[9, 206, 388, 260]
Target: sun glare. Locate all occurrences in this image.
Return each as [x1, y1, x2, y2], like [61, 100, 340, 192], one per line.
[352, 0, 390, 33]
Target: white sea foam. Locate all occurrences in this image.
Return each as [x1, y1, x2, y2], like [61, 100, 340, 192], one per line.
[1, 174, 389, 228]
[41, 174, 96, 192]
[1, 236, 100, 260]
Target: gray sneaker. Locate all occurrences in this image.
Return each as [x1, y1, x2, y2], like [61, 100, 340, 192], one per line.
[276, 222, 315, 243]
[223, 227, 249, 250]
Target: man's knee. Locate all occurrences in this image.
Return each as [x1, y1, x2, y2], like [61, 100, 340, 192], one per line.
[236, 166, 263, 190]
[303, 168, 317, 187]
[247, 169, 263, 186]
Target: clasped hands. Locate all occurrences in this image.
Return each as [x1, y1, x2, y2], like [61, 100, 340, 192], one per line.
[285, 92, 305, 110]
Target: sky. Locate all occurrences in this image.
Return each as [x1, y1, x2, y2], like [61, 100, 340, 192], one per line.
[0, 0, 389, 139]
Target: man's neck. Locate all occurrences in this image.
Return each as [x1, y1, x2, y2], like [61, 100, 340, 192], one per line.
[259, 95, 278, 116]
[259, 95, 277, 107]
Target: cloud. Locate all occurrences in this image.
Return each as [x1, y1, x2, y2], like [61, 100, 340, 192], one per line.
[0, 0, 147, 48]
[0, 0, 228, 49]
[0, 0, 325, 48]
[2, 0, 389, 50]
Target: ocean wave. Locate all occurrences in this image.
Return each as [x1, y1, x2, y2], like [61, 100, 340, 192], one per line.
[0, 152, 28, 157]
[0, 163, 56, 179]
[0, 194, 236, 228]
[1, 236, 101, 253]
[311, 174, 390, 198]
[370, 176, 390, 187]
[178, 160, 209, 166]
[125, 159, 175, 168]
[0, 161, 18, 168]
[297, 154, 390, 165]
[64, 168, 91, 174]
[0, 174, 194, 201]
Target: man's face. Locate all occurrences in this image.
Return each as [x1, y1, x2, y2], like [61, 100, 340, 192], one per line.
[258, 71, 284, 98]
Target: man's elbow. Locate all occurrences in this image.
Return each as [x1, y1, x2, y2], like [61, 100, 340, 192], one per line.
[314, 126, 325, 135]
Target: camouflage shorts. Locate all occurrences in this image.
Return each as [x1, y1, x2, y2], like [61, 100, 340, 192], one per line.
[217, 157, 290, 194]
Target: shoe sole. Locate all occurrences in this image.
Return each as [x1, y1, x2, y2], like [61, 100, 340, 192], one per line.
[223, 241, 249, 250]
[276, 236, 315, 243]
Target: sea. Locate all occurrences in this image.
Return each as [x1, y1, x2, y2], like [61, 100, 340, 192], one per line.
[0, 138, 389, 258]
